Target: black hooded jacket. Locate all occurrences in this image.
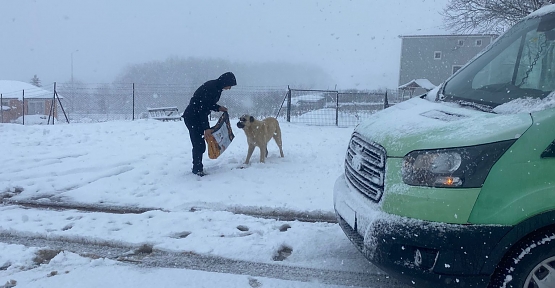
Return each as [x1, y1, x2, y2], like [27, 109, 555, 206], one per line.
[183, 72, 236, 130]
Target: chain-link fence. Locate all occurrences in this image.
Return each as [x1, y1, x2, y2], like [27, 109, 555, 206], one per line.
[1, 82, 402, 126]
[282, 88, 401, 127]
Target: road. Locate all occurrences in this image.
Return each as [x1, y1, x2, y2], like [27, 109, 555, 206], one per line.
[0, 200, 411, 288]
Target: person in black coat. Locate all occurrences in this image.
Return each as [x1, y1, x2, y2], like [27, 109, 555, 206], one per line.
[183, 72, 237, 176]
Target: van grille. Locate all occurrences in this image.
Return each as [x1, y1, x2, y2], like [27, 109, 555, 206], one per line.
[345, 133, 386, 202]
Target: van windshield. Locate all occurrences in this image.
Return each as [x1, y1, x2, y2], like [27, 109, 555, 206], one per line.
[442, 12, 555, 109]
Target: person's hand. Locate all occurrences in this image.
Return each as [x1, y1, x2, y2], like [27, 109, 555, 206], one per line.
[204, 129, 213, 139]
[219, 106, 228, 112]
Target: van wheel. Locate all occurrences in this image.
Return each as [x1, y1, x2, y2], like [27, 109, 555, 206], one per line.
[488, 230, 555, 288]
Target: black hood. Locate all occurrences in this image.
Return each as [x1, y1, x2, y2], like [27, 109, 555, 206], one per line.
[217, 72, 237, 88]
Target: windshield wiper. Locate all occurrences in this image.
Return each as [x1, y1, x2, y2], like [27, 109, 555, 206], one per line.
[455, 100, 495, 113]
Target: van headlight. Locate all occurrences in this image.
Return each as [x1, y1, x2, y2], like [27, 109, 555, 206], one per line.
[402, 140, 515, 188]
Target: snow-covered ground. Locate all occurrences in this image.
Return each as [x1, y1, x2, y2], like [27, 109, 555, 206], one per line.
[0, 244, 352, 288]
[0, 118, 387, 287]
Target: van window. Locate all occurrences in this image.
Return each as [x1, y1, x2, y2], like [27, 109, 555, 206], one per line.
[471, 36, 521, 89]
[443, 13, 555, 108]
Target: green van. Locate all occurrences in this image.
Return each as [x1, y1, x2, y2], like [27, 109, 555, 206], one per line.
[334, 5, 555, 288]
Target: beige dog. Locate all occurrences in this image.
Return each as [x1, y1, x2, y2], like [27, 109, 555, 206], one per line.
[236, 114, 284, 164]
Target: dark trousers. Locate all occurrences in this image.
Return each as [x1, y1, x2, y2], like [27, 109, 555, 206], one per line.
[184, 118, 206, 173]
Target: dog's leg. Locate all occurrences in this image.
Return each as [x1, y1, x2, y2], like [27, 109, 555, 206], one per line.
[245, 144, 255, 164]
[274, 126, 284, 158]
[259, 143, 268, 163]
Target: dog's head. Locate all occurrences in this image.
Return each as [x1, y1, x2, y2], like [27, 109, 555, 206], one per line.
[237, 114, 255, 129]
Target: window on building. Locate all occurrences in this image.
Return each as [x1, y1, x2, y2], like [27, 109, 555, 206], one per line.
[452, 65, 463, 74]
[434, 51, 442, 60]
[476, 39, 483, 46]
[458, 40, 464, 46]
[27, 100, 44, 115]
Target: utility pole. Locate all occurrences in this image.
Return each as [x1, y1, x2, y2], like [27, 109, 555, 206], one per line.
[71, 49, 79, 83]
[70, 49, 79, 113]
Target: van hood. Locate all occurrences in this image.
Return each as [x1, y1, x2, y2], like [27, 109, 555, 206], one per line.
[355, 97, 533, 157]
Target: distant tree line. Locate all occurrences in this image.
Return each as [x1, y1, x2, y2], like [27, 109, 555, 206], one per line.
[114, 56, 334, 89]
[51, 57, 335, 117]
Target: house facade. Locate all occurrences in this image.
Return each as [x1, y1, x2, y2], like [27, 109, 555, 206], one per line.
[398, 34, 498, 94]
[0, 80, 60, 123]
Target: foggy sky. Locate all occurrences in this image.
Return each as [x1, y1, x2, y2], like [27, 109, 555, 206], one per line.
[2, 0, 449, 89]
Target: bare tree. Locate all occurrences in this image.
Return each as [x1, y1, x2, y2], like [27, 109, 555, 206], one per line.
[442, 0, 555, 34]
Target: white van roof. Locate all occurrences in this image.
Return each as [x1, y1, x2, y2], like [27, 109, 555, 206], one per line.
[527, 4, 555, 19]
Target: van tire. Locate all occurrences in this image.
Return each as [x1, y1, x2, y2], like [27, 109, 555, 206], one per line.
[488, 229, 555, 288]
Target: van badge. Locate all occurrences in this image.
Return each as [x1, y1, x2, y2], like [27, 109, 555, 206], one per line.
[352, 154, 364, 172]
[353, 143, 364, 153]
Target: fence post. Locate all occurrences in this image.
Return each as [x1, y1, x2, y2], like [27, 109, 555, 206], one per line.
[22, 90, 25, 125]
[54, 82, 70, 124]
[335, 91, 339, 126]
[383, 90, 389, 109]
[286, 86, 291, 122]
[48, 82, 56, 125]
[132, 83, 135, 121]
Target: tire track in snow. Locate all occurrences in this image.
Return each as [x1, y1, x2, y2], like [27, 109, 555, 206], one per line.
[0, 233, 409, 288]
[1, 200, 337, 223]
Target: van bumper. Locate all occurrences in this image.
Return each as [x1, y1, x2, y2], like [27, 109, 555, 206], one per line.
[333, 175, 511, 288]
